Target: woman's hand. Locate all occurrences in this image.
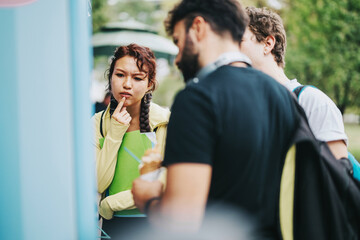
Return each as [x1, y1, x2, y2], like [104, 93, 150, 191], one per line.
[112, 97, 131, 125]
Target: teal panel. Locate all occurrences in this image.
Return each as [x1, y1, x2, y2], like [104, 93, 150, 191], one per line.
[69, 0, 97, 239]
[0, 9, 24, 240]
[16, 1, 77, 239]
[0, 1, 97, 239]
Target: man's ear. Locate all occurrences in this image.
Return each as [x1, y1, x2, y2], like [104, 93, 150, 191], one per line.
[190, 16, 207, 42]
[264, 35, 276, 54]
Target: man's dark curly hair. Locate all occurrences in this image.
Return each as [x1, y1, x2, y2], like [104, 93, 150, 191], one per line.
[164, 0, 249, 43]
[246, 7, 286, 68]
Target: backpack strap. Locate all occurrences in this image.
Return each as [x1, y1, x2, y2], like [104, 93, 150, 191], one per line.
[292, 85, 306, 99]
[99, 110, 106, 138]
[293, 85, 317, 99]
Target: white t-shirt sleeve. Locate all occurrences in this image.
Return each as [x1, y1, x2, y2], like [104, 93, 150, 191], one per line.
[298, 87, 348, 144]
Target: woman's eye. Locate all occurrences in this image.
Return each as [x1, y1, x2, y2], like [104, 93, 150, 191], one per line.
[116, 73, 124, 77]
[134, 77, 143, 81]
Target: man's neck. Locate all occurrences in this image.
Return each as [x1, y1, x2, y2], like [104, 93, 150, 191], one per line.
[230, 62, 248, 68]
[259, 60, 290, 85]
[198, 33, 241, 68]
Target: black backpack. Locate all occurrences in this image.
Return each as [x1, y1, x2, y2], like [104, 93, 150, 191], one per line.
[293, 84, 360, 181]
[279, 96, 360, 240]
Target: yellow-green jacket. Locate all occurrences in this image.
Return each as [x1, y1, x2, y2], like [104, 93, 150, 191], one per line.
[92, 102, 170, 213]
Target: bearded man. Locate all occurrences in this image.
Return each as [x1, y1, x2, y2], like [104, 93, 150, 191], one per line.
[132, 0, 298, 238]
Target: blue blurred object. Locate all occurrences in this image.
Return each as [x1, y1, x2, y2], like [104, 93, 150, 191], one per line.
[348, 152, 360, 181]
[0, 10, 23, 240]
[0, 0, 97, 239]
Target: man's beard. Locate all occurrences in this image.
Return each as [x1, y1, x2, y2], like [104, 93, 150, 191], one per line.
[177, 35, 200, 83]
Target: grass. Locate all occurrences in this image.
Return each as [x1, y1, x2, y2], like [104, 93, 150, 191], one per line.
[345, 123, 360, 161]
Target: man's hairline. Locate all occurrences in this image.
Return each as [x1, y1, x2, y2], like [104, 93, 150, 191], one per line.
[171, 19, 185, 43]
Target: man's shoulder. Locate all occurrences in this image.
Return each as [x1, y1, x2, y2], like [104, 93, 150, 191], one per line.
[172, 84, 213, 109]
[205, 66, 277, 88]
[211, 65, 268, 78]
[204, 66, 286, 96]
[300, 86, 338, 109]
[178, 77, 215, 97]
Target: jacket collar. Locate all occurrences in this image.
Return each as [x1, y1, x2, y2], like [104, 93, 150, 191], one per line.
[149, 102, 170, 130]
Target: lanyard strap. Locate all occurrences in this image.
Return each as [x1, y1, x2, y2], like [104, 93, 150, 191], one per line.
[193, 52, 252, 83]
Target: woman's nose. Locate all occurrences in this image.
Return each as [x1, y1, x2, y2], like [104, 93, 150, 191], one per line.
[123, 76, 132, 88]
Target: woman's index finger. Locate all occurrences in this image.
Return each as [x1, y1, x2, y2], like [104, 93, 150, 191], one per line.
[115, 97, 126, 112]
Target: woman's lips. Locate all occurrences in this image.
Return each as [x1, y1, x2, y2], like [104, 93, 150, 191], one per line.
[120, 93, 131, 98]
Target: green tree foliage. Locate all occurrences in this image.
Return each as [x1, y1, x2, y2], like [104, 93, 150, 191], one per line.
[105, 0, 167, 34]
[110, 1, 158, 23]
[284, 0, 360, 113]
[91, 0, 109, 33]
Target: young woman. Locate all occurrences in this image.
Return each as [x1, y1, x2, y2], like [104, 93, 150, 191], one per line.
[92, 44, 170, 237]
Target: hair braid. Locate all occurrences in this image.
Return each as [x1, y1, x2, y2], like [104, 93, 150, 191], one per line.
[140, 92, 152, 133]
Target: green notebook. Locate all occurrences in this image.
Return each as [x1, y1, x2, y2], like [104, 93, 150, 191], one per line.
[99, 130, 155, 217]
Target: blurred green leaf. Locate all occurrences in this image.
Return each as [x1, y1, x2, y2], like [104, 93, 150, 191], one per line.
[284, 0, 360, 113]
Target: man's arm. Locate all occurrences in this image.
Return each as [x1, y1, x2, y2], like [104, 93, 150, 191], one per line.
[327, 140, 348, 160]
[132, 162, 212, 232]
[132, 87, 215, 231]
[299, 87, 348, 160]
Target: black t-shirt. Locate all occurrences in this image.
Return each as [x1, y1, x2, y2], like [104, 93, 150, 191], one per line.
[163, 66, 298, 238]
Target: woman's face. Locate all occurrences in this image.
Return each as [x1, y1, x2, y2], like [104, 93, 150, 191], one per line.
[240, 28, 265, 69]
[110, 56, 152, 108]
